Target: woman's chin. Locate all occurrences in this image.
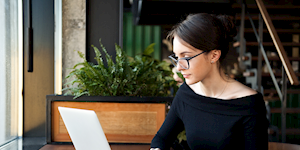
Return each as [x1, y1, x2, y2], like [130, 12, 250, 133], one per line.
[185, 79, 198, 85]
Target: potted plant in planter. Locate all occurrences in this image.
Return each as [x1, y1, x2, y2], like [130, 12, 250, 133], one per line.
[46, 40, 179, 144]
[62, 39, 178, 98]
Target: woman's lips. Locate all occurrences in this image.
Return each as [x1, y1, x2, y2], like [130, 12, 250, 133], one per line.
[182, 74, 190, 78]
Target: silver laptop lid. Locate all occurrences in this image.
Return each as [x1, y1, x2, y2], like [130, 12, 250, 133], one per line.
[58, 107, 111, 150]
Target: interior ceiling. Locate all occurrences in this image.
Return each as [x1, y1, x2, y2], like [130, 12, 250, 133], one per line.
[131, 0, 237, 25]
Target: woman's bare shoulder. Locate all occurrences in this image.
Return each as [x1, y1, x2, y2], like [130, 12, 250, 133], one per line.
[225, 80, 257, 99]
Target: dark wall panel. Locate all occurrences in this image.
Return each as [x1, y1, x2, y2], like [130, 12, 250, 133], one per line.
[86, 0, 122, 64]
[23, 0, 54, 137]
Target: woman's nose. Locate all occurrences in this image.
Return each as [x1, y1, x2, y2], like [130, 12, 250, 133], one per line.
[176, 64, 184, 71]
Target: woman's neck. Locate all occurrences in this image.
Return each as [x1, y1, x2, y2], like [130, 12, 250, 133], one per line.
[195, 72, 229, 98]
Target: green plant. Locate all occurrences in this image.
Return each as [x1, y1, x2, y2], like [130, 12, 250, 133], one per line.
[176, 72, 184, 81]
[62, 39, 179, 98]
[177, 129, 187, 143]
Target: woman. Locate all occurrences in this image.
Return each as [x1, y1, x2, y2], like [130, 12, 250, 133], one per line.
[150, 13, 268, 150]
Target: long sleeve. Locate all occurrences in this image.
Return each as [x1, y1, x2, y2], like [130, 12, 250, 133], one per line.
[150, 100, 185, 150]
[243, 115, 269, 150]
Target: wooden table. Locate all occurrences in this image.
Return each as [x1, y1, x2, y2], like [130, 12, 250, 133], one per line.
[40, 142, 300, 150]
[40, 144, 151, 150]
[268, 142, 300, 150]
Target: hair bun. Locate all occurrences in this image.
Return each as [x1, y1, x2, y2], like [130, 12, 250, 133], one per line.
[217, 15, 237, 42]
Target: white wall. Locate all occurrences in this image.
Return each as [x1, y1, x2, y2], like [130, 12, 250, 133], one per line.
[0, 0, 7, 145]
[9, 0, 19, 139]
[0, 1, 6, 145]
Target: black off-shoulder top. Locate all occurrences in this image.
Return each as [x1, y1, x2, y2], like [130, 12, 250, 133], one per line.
[151, 82, 268, 150]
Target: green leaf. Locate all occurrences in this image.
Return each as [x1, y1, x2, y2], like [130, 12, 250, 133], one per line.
[176, 72, 185, 81]
[143, 43, 155, 55]
[177, 130, 187, 143]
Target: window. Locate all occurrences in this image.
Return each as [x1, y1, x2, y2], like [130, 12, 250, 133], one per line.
[0, 0, 22, 147]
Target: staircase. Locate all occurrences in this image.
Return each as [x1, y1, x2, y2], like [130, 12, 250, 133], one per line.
[232, 0, 300, 144]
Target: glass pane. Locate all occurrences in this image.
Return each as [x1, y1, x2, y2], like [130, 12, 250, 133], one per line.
[0, 0, 20, 146]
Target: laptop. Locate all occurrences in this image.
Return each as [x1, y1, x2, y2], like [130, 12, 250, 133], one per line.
[58, 107, 111, 150]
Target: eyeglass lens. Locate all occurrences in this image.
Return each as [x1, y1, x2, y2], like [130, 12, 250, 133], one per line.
[170, 59, 189, 69]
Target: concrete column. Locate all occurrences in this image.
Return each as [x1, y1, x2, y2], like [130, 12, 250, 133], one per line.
[62, 0, 86, 88]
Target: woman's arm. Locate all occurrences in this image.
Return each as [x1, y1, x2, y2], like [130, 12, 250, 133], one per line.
[150, 103, 184, 150]
[243, 115, 269, 149]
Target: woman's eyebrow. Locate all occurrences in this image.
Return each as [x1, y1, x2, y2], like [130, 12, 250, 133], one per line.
[174, 51, 192, 57]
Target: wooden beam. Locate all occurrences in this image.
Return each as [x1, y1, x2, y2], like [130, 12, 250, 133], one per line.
[255, 0, 299, 85]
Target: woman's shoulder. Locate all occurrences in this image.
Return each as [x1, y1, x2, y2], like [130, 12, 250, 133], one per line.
[223, 80, 258, 100]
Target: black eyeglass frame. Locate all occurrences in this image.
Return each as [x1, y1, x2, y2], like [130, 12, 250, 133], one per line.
[168, 51, 207, 69]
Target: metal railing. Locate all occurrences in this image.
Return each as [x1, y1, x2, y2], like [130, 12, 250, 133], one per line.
[240, 0, 299, 143]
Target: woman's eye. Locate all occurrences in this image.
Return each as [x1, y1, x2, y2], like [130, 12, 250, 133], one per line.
[177, 55, 190, 59]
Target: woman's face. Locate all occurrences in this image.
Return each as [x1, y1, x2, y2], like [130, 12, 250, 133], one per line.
[172, 36, 212, 85]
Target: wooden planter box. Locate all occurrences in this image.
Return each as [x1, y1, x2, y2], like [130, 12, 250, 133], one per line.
[46, 95, 173, 144]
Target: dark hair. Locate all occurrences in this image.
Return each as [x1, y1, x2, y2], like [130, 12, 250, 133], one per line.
[168, 13, 237, 74]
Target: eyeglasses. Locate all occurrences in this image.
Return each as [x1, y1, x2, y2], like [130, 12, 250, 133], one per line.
[168, 51, 207, 69]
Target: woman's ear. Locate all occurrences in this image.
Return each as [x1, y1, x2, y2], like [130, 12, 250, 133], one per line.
[210, 50, 221, 64]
